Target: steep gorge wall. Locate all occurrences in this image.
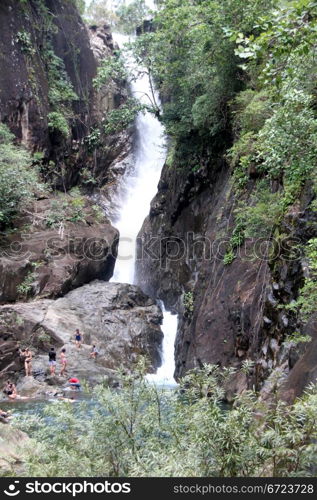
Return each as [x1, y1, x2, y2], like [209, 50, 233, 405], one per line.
[0, 0, 132, 189]
[136, 145, 317, 400]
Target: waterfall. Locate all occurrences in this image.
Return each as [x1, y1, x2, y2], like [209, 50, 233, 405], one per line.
[110, 32, 178, 386]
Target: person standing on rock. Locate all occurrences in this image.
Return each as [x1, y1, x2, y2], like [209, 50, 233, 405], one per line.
[74, 329, 82, 349]
[24, 348, 33, 377]
[48, 347, 57, 375]
[59, 348, 67, 377]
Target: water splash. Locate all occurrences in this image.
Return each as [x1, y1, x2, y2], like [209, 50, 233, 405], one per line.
[147, 304, 178, 387]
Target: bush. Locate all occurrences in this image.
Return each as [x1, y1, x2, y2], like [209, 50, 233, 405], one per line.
[44, 194, 86, 228]
[93, 53, 128, 90]
[15, 30, 35, 55]
[48, 112, 70, 138]
[235, 184, 283, 239]
[0, 124, 44, 227]
[13, 361, 317, 477]
[46, 49, 78, 107]
[232, 90, 272, 135]
[287, 238, 317, 323]
[183, 291, 194, 318]
[103, 99, 144, 135]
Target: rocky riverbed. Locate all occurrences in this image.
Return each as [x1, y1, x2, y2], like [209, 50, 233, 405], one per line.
[0, 281, 163, 398]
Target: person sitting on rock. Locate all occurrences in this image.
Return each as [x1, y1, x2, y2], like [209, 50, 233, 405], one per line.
[74, 329, 82, 349]
[59, 348, 67, 377]
[48, 347, 57, 375]
[3, 381, 17, 400]
[24, 347, 33, 377]
[68, 377, 81, 390]
[3, 380, 11, 396]
[90, 345, 99, 359]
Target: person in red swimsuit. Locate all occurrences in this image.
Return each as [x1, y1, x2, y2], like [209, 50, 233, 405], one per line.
[68, 377, 81, 390]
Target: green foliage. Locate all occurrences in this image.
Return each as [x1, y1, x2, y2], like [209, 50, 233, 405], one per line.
[231, 0, 317, 201]
[72, 0, 86, 15]
[0, 124, 14, 144]
[235, 184, 284, 239]
[36, 329, 51, 346]
[0, 124, 44, 227]
[232, 90, 272, 135]
[85, 0, 118, 26]
[17, 274, 35, 296]
[93, 53, 128, 90]
[257, 90, 317, 184]
[46, 49, 78, 107]
[44, 194, 86, 228]
[223, 217, 245, 265]
[223, 249, 235, 266]
[228, 132, 257, 171]
[183, 291, 194, 318]
[32, 151, 45, 162]
[288, 239, 317, 322]
[15, 30, 35, 55]
[83, 128, 101, 152]
[42, 42, 78, 140]
[17, 266, 38, 297]
[80, 168, 97, 186]
[116, 0, 150, 35]
[13, 362, 317, 477]
[47, 112, 70, 138]
[285, 331, 312, 345]
[103, 98, 144, 135]
[128, 0, 275, 158]
[68, 196, 85, 223]
[91, 204, 105, 222]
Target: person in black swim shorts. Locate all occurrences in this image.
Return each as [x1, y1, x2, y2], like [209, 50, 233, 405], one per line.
[74, 329, 82, 349]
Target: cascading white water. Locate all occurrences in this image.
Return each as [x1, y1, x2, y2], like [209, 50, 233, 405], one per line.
[111, 32, 178, 386]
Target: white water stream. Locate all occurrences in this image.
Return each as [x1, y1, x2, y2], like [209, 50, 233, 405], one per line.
[110, 31, 178, 386]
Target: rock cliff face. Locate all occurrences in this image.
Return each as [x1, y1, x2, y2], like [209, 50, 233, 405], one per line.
[136, 148, 317, 399]
[0, 0, 133, 190]
[0, 196, 119, 303]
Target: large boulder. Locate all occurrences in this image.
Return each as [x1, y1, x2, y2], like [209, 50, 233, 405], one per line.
[0, 281, 163, 389]
[0, 197, 118, 303]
